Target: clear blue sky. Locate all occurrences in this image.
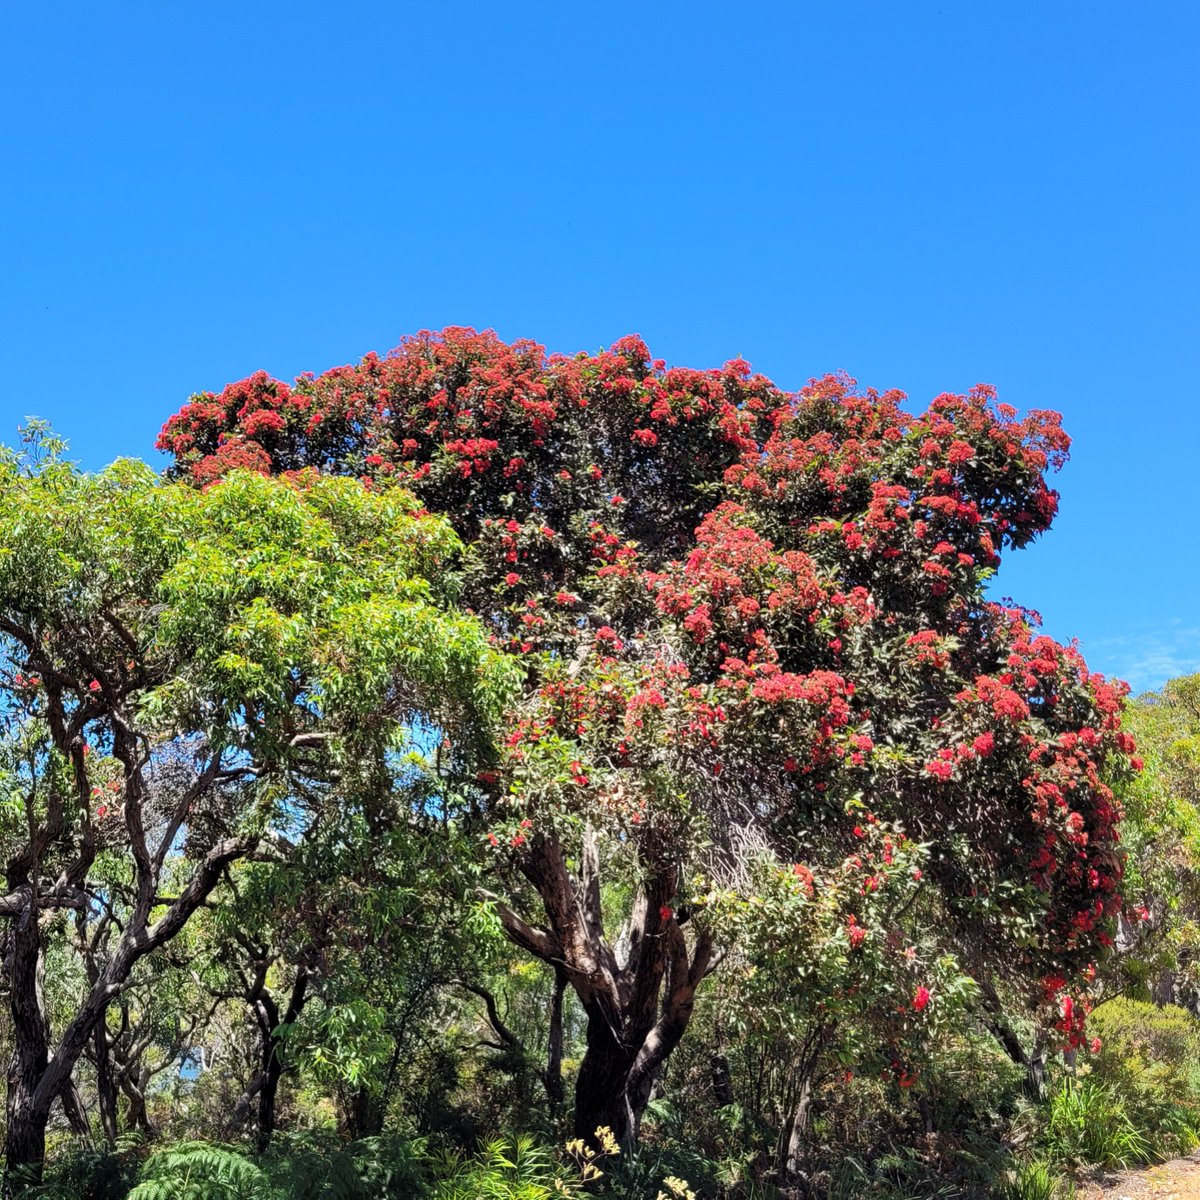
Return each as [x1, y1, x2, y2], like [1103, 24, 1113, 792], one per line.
[1, 2, 1196, 692]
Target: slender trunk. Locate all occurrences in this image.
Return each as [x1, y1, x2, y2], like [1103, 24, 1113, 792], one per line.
[986, 1015, 1049, 1103]
[5, 911, 50, 1188]
[4, 834, 251, 1185]
[256, 1052, 283, 1154]
[223, 1073, 266, 1138]
[58, 1080, 91, 1141]
[345, 1085, 386, 1139]
[94, 1022, 118, 1145]
[254, 969, 309, 1152]
[781, 1073, 814, 1182]
[711, 1050, 733, 1108]
[777, 1023, 832, 1187]
[1026, 1039, 1049, 1103]
[123, 1071, 151, 1134]
[543, 968, 567, 1109]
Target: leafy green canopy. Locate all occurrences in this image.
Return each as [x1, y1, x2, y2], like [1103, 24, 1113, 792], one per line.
[0, 440, 519, 1037]
[0, 450, 517, 764]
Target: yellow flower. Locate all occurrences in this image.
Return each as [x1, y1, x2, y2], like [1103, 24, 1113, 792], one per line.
[655, 1178, 697, 1200]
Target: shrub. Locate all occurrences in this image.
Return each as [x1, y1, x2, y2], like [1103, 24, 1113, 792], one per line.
[429, 1133, 584, 1199]
[995, 1159, 1076, 1200]
[1042, 1078, 1150, 1168]
[1088, 997, 1200, 1155]
[20, 1147, 136, 1200]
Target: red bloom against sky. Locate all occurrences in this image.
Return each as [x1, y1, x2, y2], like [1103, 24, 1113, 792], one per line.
[1, 4, 1196, 691]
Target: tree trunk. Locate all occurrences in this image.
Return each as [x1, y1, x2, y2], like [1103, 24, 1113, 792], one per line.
[1025, 1038, 1049, 1103]
[3, 1107, 46, 1195]
[488, 829, 714, 1151]
[573, 1016, 639, 1145]
[5, 910, 50, 1188]
[123, 1072, 151, 1134]
[256, 1055, 283, 1153]
[3, 834, 252, 1186]
[94, 1022, 119, 1145]
[781, 1073, 814, 1182]
[978, 980, 1050, 1105]
[253, 968, 309, 1152]
[711, 1050, 733, 1108]
[344, 1084, 386, 1140]
[58, 1079, 91, 1141]
[775, 1023, 832, 1190]
[543, 968, 567, 1110]
[571, 980, 702, 1148]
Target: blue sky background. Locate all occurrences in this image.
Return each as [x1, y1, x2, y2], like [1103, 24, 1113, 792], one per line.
[1, 2, 1196, 693]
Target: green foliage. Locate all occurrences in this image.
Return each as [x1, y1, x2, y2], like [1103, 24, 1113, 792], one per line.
[31, 1133, 593, 1200]
[127, 1143, 271, 1200]
[259, 1133, 430, 1200]
[1088, 998, 1200, 1155]
[430, 1134, 583, 1199]
[18, 1146, 137, 1200]
[994, 1159, 1076, 1200]
[1042, 1078, 1151, 1169]
[12, 414, 1200, 1200]
[1110, 680, 1200, 1001]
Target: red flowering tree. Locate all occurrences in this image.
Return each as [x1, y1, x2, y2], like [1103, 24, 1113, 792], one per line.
[159, 328, 1137, 1146]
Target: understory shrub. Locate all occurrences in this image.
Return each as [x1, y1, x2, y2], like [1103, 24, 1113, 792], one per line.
[1087, 997, 1200, 1155]
[28, 1132, 615, 1200]
[1042, 1078, 1150, 1169]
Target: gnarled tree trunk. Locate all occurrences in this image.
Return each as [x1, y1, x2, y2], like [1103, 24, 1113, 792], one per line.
[485, 828, 713, 1149]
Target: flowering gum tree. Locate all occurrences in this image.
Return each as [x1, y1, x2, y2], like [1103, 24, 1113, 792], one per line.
[158, 328, 1138, 1146]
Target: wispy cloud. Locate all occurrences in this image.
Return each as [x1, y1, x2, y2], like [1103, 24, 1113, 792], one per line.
[1080, 619, 1200, 695]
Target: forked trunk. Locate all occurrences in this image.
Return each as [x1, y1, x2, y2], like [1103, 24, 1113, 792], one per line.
[571, 981, 703, 1149]
[488, 830, 713, 1153]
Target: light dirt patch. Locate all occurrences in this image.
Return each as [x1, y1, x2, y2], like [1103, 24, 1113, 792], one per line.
[1080, 1158, 1200, 1199]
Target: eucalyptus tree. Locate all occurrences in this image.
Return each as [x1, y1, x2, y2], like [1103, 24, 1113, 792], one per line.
[0, 432, 516, 1185]
[159, 331, 1137, 1148]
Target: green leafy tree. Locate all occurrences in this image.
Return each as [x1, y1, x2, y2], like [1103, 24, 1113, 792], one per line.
[1109, 676, 1200, 1005]
[0, 432, 515, 1185]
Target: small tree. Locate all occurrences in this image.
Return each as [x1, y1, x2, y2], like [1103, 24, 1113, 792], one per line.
[158, 329, 1137, 1145]
[0, 436, 514, 1184]
[1107, 675, 1200, 1006]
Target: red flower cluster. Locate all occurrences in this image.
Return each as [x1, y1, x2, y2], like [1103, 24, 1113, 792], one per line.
[157, 329, 1136, 1001]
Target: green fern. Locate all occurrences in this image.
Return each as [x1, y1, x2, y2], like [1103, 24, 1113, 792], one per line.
[258, 1132, 430, 1199]
[431, 1133, 582, 1200]
[127, 1142, 275, 1200]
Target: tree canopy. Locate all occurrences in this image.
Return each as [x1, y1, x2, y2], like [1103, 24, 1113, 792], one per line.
[0, 332, 1178, 1198]
[0, 432, 512, 1180]
[155, 329, 1138, 1146]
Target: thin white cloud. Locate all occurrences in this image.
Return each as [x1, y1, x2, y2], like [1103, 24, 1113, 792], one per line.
[1080, 622, 1200, 695]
